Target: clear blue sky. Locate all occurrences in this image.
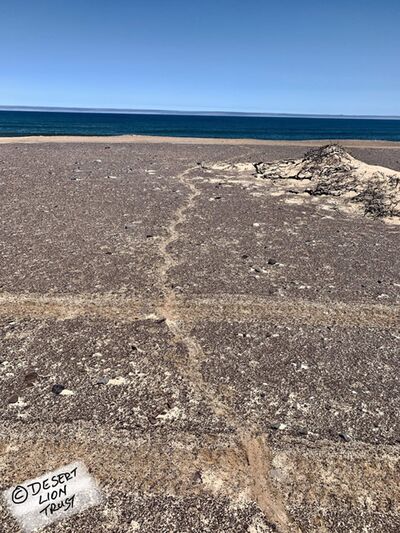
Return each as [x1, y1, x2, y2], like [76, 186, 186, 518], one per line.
[1, 0, 399, 115]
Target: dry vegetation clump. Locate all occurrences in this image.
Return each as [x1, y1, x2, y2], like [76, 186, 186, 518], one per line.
[254, 144, 400, 219]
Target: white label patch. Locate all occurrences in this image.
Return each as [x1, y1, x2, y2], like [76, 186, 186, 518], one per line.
[3, 461, 103, 532]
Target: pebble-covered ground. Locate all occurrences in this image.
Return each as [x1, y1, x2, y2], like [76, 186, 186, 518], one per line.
[0, 139, 399, 532]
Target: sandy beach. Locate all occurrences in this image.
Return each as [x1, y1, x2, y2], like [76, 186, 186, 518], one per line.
[0, 138, 399, 532]
[1, 133, 400, 148]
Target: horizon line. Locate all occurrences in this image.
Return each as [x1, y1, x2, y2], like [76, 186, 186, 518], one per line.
[1, 105, 400, 120]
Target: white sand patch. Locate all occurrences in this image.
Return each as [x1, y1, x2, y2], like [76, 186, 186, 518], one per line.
[208, 162, 254, 172]
[107, 376, 128, 386]
[156, 406, 184, 421]
[201, 470, 225, 494]
[59, 389, 75, 396]
[9, 397, 28, 408]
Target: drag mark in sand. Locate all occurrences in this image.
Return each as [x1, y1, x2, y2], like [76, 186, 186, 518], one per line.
[153, 162, 298, 532]
[155, 165, 238, 423]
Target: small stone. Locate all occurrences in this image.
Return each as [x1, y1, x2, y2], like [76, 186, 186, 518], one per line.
[339, 432, 352, 442]
[51, 384, 65, 395]
[96, 377, 109, 385]
[297, 427, 308, 436]
[192, 471, 202, 484]
[24, 371, 38, 385]
[267, 259, 277, 265]
[271, 422, 287, 430]
[8, 394, 19, 404]
[241, 254, 249, 259]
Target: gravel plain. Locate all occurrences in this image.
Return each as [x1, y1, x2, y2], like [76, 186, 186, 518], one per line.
[0, 138, 399, 532]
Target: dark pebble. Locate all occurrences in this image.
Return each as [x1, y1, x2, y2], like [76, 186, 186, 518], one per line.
[8, 394, 19, 404]
[270, 422, 281, 430]
[192, 471, 202, 484]
[267, 258, 278, 265]
[52, 384, 65, 395]
[339, 432, 352, 442]
[24, 371, 38, 384]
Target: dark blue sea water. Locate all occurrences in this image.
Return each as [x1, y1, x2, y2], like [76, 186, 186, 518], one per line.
[1, 110, 400, 141]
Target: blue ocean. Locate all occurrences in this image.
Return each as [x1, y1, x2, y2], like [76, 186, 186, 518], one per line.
[0, 110, 400, 141]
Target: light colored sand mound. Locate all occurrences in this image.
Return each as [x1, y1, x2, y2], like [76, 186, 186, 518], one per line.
[254, 144, 400, 219]
[199, 161, 255, 172]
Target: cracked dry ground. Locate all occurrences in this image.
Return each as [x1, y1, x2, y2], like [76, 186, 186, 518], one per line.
[0, 141, 399, 532]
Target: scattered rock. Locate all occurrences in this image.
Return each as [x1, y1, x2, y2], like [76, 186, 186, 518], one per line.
[51, 384, 65, 395]
[339, 432, 352, 442]
[8, 394, 19, 404]
[267, 258, 277, 265]
[271, 422, 287, 430]
[96, 377, 109, 385]
[192, 471, 202, 484]
[24, 371, 38, 385]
